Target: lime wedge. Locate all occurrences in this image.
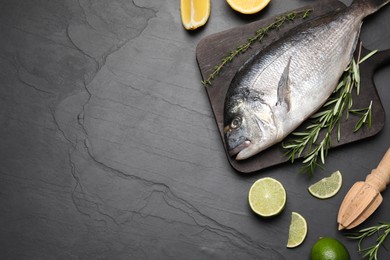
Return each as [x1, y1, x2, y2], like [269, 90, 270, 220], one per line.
[248, 177, 286, 217]
[308, 170, 342, 199]
[287, 212, 307, 248]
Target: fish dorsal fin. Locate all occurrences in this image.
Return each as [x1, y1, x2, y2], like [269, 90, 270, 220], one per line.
[276, 57, 292, 112]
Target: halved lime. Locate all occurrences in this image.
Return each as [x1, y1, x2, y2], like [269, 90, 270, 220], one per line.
[287, 212, 307, 248]
[248, 177, 286, 217]
[308, 170, 342, 199]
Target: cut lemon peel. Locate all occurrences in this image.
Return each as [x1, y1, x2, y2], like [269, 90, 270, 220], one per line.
[287, 212, 308, 248]
[226, 0, 271, 15]
[181, 0, 210, 30]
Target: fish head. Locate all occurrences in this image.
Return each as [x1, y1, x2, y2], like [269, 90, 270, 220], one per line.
[224, 88, 278, 160]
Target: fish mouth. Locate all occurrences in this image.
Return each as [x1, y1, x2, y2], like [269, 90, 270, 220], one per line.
[228, 140, 251, 158]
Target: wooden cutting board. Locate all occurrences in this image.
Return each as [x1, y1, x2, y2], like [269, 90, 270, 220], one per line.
[196, 0, 389, 173]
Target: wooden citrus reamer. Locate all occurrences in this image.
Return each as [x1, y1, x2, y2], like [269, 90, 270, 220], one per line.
[338, 148, 390, 230]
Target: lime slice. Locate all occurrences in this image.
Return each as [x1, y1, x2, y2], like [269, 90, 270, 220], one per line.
[248, 177, 286, 217]
[308, 170, 342, 199]
[287, 212, 307, 248]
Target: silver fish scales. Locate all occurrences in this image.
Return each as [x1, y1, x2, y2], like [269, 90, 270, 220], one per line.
[224, 0, 389, 160]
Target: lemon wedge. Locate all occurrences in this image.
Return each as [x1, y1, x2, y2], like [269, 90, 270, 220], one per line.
[226, 0, 271, 14]
[181, 0, 210, 30]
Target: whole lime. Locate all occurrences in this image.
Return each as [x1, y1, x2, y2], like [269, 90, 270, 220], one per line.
[310, 237, 350, 260]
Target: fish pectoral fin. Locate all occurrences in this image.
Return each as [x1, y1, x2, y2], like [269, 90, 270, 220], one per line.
[276, 56, 292, 112]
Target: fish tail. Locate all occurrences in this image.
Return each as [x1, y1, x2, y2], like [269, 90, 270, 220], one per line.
[351, 0, 390, 15]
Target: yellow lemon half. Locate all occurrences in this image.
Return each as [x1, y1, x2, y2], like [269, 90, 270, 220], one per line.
[181, 0, 211, 30]
[226, 0, 271, 14]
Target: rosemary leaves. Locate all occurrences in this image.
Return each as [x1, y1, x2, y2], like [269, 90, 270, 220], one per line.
[282, 45, 376, 174]
[347, 222, 390, 260]
[201, 9, 312, 86]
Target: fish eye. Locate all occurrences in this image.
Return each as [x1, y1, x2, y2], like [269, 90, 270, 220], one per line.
[230, 117, 241, 129]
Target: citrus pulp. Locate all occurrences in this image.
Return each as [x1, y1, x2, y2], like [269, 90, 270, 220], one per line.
[248, 177, 286, 217]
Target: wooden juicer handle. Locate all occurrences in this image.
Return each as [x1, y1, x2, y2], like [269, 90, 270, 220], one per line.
[337, 147, 390, 230]
[366, 148, 390, 192]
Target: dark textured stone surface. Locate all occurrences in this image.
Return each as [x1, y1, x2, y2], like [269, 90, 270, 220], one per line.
[0, 0, 389, 259]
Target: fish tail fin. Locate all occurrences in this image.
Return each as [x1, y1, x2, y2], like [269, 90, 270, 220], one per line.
[351, 0, 389, 15]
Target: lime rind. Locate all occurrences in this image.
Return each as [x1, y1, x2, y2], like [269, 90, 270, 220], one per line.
[308, 170, 342, 199]
[287, 212, 308, 248]
[248, 177, 287, 217]
[310, 237, 350, 260]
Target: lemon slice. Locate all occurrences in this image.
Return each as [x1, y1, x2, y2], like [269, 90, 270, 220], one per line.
[287, 212, 307, 248]
[248, 177, 286, 217]
[180, 0, 210, 30]
[226, 0, 271, 15]
[308, 170, 343, 199]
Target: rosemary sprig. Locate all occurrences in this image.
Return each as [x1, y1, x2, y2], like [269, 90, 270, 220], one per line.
[201, 9, 312, 86]
[350, 101, 373, 132]
[346, 222, 390, 260]
[282, 45, 376, 174]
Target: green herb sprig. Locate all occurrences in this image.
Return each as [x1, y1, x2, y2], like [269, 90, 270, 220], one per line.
[201, 9, 312, 86]
[347, 222, 390, 260]
[282, 45, 376, 174]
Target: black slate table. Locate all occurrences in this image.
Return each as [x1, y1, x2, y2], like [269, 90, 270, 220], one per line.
[1, 0, 390, 259]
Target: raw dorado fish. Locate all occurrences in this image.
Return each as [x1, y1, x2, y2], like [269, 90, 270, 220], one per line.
[224, 0, 389, 160]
